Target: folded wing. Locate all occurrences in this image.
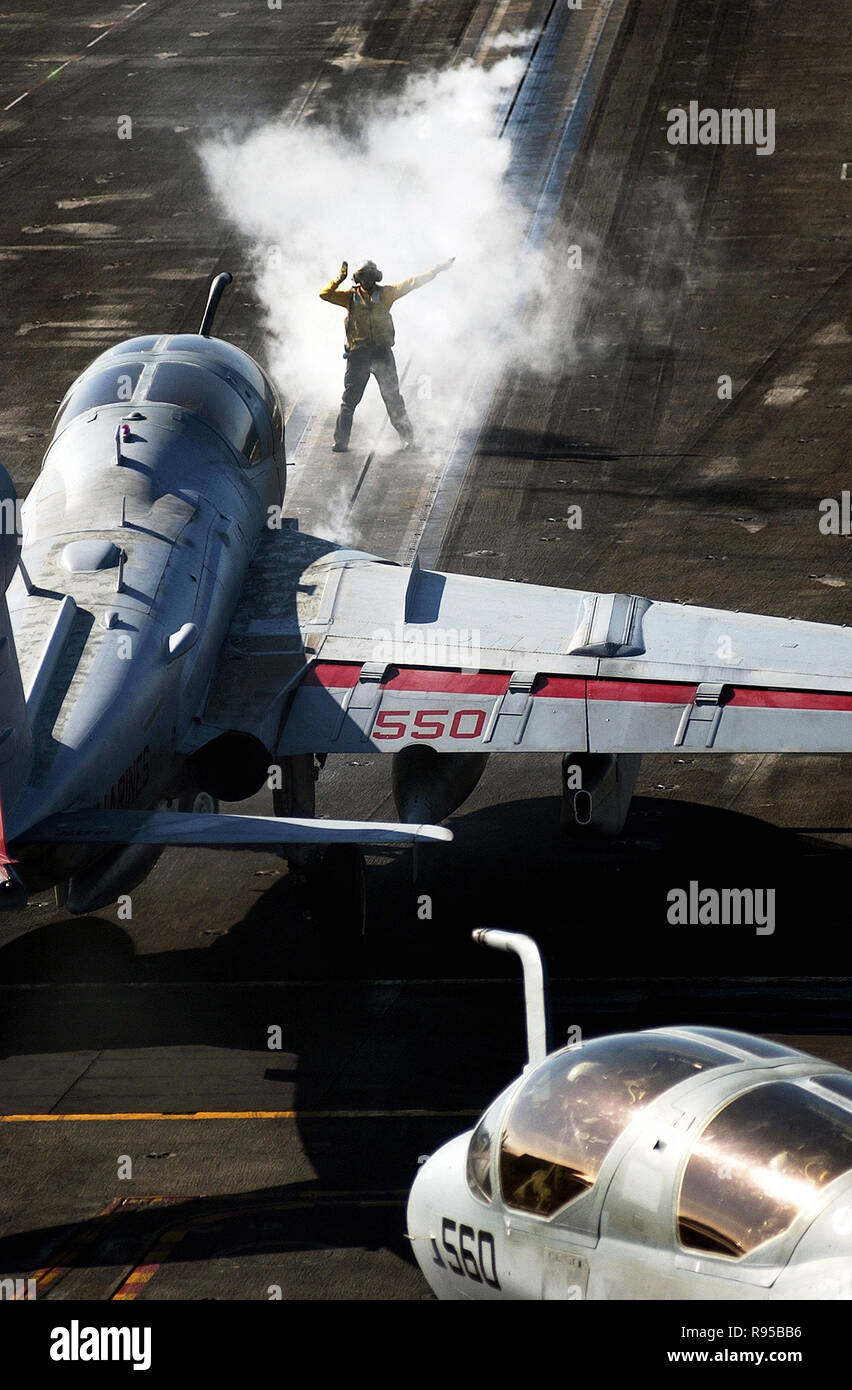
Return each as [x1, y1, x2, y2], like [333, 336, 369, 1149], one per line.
[195, 533, 852, 758]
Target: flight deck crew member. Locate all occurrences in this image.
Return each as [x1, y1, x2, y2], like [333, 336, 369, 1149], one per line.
[320, 257, 454, 452]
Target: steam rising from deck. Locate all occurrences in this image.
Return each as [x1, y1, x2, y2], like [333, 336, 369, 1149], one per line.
[199, 48, 580, 445]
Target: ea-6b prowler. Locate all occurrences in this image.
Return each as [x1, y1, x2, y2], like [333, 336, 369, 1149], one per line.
[0, 273, 849, 920]
[407, 932, 852, 1300]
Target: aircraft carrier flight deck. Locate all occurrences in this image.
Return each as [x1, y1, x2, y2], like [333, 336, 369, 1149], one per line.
[0, 0, 849, 1303]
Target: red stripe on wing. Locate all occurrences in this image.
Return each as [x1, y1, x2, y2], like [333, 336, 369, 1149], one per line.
[303, 663, 851, 712]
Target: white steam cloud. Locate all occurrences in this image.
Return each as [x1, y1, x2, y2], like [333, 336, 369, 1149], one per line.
[200, 52, 579, 453]
[488, 28, 538, 51]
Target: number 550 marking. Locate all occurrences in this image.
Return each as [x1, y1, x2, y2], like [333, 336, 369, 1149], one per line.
[373, 708, 487, 740]
[431, 1217, 500, 1289]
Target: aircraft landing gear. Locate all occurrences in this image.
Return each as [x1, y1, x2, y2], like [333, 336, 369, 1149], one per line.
[269, 754, 367, 944]
[272, 753, 317, 874]
[308, 843, 367, 944]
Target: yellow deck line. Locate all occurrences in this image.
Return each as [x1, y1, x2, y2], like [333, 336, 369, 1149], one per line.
[1, 1108, 479, 1122]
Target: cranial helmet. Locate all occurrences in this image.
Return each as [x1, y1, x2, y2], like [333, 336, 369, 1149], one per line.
[353, 260, 383, 287]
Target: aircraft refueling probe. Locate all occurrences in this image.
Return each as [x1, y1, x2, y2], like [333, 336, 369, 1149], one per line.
[199, 272, 234, 337]
[472, 928, 550, 1068]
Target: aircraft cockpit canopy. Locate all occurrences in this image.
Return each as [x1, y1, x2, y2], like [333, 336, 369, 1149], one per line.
[496, 1033, 732, 1218]
[50, 334, 283, 464]
[52, 363, 146, 436]
[677, 1080, 852, 1258]
[146, 362, 265, 461]
[682, 1027, 803, 1059]
[161, 335, 278, 414]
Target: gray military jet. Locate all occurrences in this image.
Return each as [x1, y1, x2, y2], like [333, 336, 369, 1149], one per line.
[408, 931, 852, 1300]
[0, 273, 849, 921]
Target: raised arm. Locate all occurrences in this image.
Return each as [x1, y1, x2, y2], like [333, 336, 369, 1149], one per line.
[319, 260, 351, 307]
[387, 257, 454, 302]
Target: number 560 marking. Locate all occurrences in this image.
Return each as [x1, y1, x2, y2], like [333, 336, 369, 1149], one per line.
[432, 1217, 500, 1289]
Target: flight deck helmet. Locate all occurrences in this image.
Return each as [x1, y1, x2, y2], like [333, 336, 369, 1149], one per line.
[353, 260, 382, 289]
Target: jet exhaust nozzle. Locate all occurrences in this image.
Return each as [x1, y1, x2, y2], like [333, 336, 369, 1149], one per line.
[188, 730, 271, 802]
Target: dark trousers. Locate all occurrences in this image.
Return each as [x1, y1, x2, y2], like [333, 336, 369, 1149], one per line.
[334, 346, 413, 447]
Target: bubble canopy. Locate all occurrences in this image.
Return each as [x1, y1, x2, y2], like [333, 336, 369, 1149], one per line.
[499, 1033, 732, 1218]
[51, 334, 282, 457]
[146, 336, 277, 409]
[678, 1082, 852, 1257]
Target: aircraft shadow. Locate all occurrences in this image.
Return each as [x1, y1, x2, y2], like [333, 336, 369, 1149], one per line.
[0, 795, 849, 1005]
[0, 1169, 434, 1284]
[0, 794, 849, 1291]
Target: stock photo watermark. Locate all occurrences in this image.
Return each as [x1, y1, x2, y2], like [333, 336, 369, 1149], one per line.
[666, 882, 776, 935]
[371, 623, 482, 668]
[667, 102, 775, 156]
